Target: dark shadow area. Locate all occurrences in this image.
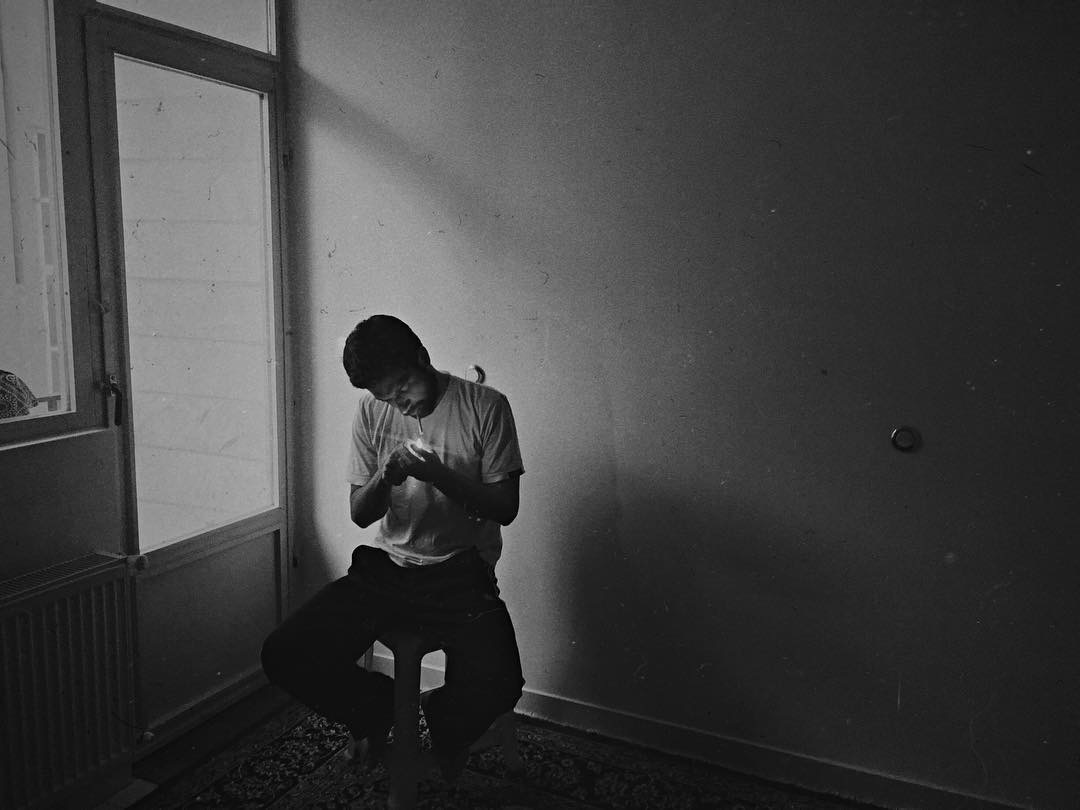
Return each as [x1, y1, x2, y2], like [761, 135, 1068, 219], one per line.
[540, 462, 1079, 804]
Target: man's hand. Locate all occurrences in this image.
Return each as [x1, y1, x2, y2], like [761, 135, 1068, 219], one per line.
[382, 439, 520, 525]
[394, 438, 442, 482]
[382, 449, 409, 486]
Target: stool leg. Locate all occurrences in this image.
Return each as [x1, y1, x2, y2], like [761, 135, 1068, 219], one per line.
[388, 642, 423, 810]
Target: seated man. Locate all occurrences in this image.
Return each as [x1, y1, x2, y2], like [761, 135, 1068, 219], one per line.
[261, 314, 525, 775]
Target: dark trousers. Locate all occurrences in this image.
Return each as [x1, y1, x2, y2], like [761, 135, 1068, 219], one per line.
[261, 545, 524, 755]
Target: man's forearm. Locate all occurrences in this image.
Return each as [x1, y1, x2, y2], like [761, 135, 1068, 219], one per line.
[350, 473, 392, 528]
[429, 466, 519, 526]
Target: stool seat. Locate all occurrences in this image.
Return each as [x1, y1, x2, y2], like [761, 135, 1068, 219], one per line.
[378, 625, 442, 661]
[376, 626, 523, 810]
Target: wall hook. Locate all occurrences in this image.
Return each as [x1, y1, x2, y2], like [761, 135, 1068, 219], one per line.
[891, 426, 921, 453]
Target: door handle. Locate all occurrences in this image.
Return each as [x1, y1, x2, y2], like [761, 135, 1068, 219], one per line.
[107, 373, 124, 426]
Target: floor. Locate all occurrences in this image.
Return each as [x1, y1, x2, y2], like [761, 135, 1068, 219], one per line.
[93, 685, 292, 810]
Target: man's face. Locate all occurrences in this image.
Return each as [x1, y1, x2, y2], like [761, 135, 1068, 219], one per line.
[367, 365, 437, 419]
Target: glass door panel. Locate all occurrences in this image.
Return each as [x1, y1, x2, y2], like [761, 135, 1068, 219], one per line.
[114, 56, 278, 551]
[0, 0, 74, 422]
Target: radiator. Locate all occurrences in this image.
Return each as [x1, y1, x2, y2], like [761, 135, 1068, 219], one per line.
[0, 553, 136, 810]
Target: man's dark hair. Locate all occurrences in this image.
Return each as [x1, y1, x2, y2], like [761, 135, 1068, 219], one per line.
[342, 315, 425, 389]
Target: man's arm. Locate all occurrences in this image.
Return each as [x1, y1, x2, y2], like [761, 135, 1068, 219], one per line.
[350, 469, 397, 528]
[351, 443, 413, 528]
[395, 444, 520, 526]
[429, 467, 521, 526]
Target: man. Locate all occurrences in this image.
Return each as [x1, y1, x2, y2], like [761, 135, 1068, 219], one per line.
[261, 314, 525, 776]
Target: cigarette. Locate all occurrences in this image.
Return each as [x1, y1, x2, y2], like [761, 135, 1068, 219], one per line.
[417, 416, 423, 435]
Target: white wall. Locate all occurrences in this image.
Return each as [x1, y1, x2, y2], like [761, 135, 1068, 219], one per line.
[283, 3, 1080, 808]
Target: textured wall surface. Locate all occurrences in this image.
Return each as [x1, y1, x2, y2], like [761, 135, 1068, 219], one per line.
[283, 3, 1079, 807]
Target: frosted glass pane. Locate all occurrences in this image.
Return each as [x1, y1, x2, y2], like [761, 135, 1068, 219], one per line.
[0, 0, 75, 422]
[100, 0, 275, 53]
[115, 57, 278, 551]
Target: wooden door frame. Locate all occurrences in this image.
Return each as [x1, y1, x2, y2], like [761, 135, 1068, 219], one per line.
[82, 4, 293, 748]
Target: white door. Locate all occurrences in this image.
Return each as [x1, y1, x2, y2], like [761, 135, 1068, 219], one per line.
[85, 7, 290, 747]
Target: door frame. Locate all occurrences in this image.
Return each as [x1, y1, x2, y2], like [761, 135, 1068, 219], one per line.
[83, 4, 293, 747]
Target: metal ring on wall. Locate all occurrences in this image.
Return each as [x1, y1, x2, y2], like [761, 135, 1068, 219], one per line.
[890, 426, 921, 453]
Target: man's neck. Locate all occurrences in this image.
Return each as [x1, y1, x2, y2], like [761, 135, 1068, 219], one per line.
[426, 370, 450, 416]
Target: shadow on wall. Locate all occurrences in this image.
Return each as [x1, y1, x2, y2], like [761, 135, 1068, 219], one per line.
[532, 462, 1041, 789]
[533, 466, 875, 737]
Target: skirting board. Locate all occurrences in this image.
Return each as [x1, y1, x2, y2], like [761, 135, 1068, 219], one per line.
[135, 668, 268, 758]
[369, 652, 1028, 810]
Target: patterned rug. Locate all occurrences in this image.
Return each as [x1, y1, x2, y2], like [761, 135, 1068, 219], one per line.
[132, 704, 876, 810]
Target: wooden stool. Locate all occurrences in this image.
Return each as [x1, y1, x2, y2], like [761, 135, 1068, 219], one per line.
[377, 627, 523, 810]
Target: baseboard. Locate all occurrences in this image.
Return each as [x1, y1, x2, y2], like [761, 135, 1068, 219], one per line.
[135, 668, 270, 758]
[370, 652, 1027, 810]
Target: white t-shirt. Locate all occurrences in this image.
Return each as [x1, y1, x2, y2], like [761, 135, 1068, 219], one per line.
[347, 373, 524, 566]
